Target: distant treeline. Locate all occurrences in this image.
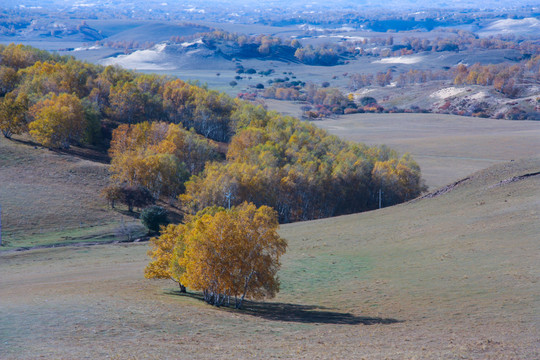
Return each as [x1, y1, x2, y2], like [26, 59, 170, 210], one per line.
[367, 31, 540, 58]
[170, 30, 355, 66]
[350, 56, 540, 95]
[261, 81, 357, 117]
[168, 28, 539, 67]
[0, 43, 426, 223]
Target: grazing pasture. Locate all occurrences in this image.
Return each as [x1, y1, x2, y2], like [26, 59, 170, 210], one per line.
[1, 157, 538, 359]
[0, 137, 143, 249]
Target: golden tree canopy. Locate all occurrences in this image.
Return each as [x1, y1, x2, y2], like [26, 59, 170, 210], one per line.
[29, 92, 86, 149]
[146, 202, 287, 308]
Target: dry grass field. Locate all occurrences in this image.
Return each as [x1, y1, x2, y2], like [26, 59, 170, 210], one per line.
[0, 137, 143, 249]
[315, 113, 540, 189]
[1, 155, 538, 359]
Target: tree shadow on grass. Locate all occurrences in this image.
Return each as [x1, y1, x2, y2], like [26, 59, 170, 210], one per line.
[11, 137, 110, 163]
[115, 208, 141, 219]
[165, 290, 401, 326]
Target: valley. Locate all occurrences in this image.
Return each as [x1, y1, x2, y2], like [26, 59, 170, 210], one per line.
[1, 156, 538, 359]
[1, 1, 539, 359]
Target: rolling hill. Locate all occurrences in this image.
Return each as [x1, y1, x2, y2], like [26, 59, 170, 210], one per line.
[1, 137, 538, 358]
[0, 137, 143, 249]
[315, 113, 540, 189]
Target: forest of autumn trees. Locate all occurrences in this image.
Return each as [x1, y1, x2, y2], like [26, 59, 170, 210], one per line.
[180, 104, 426, 222]
[0, 44, 427, 303]
[0, 43, 426, 224]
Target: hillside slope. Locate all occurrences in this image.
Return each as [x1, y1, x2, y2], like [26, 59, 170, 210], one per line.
[316, 113, 540, 189]
[1, 157, 538, 359]
[0, 137, 142, 249]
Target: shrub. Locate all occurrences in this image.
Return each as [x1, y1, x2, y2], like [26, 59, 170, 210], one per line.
[359, 96, 377, 106]
[140, 205, 169, 234]
[106, 185, 154, 212]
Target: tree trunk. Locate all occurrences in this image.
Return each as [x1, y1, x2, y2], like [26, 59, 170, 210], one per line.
[237, 270, 256, 309]
[2, 129, 12, 139]
[178, 283, 186, 293]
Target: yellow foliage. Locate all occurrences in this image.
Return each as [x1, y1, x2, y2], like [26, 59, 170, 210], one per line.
[29, 92, 86, 149]
[0, 92, 28, 138]
[145, 223, 186, 282]
[148, 202, 287, 308]
[109, 121, 217, 198]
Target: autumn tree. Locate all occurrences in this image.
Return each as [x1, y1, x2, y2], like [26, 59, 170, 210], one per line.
[108, 80, 145, 123]
[101, 183, 155, 212]
[162, 79, 235, 142]
[145, 206, 227, 293]
[0, 92, 28, 139]
[145, 222, 188, 292]
[0, 65, 18, 96]
[101, 184, 123, 209]
[29, 92, 87, 149]
[120, 185, 155, 212]
[148, 203, 287, 308]
[0, 43, 50, 70]
[371, 153, 427, 207]
[108, 122, 217, 199]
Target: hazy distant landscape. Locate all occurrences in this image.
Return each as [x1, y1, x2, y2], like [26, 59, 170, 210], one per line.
[1, 1, 539, 359]
[3, 1, 538, 119]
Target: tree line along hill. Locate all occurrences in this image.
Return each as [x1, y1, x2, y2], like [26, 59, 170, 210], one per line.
[0, 43, 426, 224]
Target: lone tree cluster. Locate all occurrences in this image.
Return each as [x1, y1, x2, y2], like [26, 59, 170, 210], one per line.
[145, 202, 287, 309]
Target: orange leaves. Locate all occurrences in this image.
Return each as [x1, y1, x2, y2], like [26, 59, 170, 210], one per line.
[166, 202, 286, 307]
[146, 203, 287, 308]
[109, 121, 217, 198]
[28, 93, 86, 149]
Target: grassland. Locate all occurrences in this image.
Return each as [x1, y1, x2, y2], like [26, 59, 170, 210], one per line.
[0, 137, 144, 249]
[314, 113, 540, 189]
[1, 154, 538, 359]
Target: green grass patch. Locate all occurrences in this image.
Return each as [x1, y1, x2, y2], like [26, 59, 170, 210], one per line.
[0, 221, 146, 250]
[279, 252, 372, 298]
